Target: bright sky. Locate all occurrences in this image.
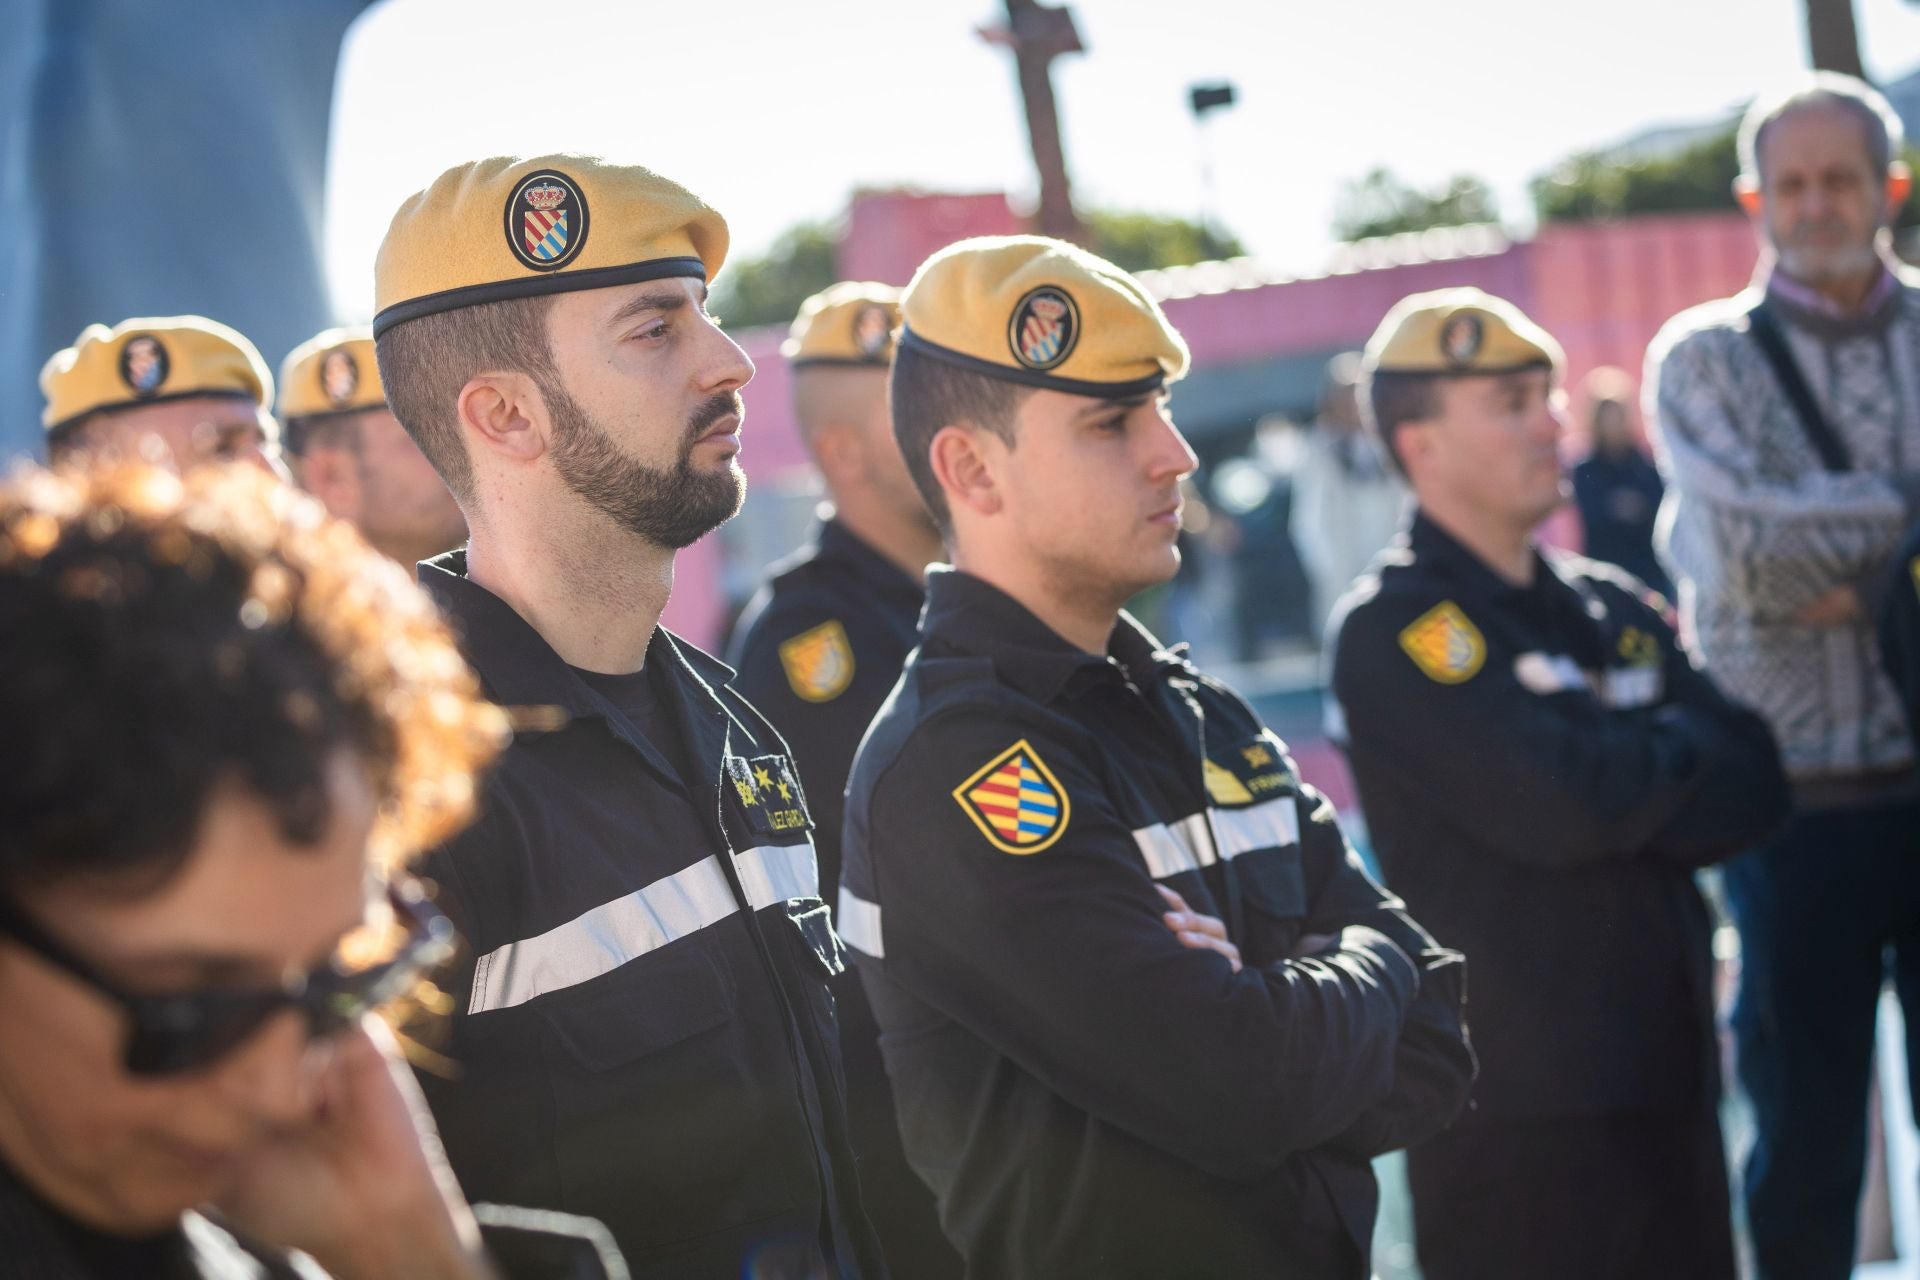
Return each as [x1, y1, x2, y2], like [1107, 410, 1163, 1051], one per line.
[325, 0, 1920, 321]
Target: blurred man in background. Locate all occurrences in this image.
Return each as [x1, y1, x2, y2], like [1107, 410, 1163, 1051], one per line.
[280, 326, 467, 567]
[1292, 351, 1407, 640]
[39, 315, 285, 479]
[1649, 73, 1920, 1278]
[1569, 366, 1671, 599]
[727, 282, 958, 1279]
[1330, 288, 1785, 1280]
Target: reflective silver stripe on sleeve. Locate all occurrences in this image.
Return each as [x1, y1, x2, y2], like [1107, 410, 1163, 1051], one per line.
[469, 855, 740, 1014]
[1208, 796, 1302, 859]
[837, 886, 885, 957]
[1132, 813, 1218, 879]
[733, 841, 821, 910]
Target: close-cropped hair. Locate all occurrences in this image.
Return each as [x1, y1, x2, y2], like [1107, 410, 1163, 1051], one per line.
[374, 294, 557, 504]
[0, 461, 506, 893]
[1359, 368, 1442, 479]
[888, 343, 1030, 533]
[1739, 72, 1904, 183]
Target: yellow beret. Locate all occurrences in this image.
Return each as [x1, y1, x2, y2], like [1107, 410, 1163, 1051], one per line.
[899, 236, 1190, 397]
[1364, 287, 1564, 376]
[279, 326, 385, 422]
[783, 282, 902, 368]
[373, 154, 728, 337]
[40, 316, 273, 432]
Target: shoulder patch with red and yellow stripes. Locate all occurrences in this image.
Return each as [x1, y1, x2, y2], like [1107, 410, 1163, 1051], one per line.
[953, 739, 1071, 854]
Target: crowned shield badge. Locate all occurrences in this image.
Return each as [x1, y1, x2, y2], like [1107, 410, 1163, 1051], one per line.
[1008, 285, 1080, 371]
[505, 170, 589, 272]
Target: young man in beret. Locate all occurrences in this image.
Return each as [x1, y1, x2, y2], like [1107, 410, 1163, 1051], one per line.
[1326, 288, 1788, 1279]
[370, 155, 883, 1280]
[280, 326, 468, 567]
[40, 315, 286, 479]
[727, 282, 957, 1279]
[838, 236, 1473, 1280]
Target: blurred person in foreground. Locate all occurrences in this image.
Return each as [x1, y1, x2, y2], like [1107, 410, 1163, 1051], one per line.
[0, 461, 625, 1279]
[839, 236, 1472, 1279]
[1647, 72, 1920, 1278]
[280, 326, 467, 566]
[40, 316, 287, 479]
[726, 283, 958, 1278]
[1569, 366, 1671, 599]
[1328, 288, 1787, 1280]
[372, 155, 882, 1278]
[1292, 350, 1408, 640]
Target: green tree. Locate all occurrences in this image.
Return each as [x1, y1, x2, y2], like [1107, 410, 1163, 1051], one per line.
[707, 220, 839, 330]
[1082, 209, 1244, 272]
[1331, 169, 1499, 241]
[1530, 127, 1741, 222]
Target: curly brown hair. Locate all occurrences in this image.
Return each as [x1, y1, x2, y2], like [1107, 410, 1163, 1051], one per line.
[0, 461, 507, 892]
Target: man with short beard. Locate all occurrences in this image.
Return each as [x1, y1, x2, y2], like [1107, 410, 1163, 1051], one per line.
[369, 155, 884, 1280]
[1648, 73, 1920, 1278]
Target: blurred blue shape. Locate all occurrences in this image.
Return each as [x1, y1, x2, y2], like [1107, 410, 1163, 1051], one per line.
[0, 0, 370, 461]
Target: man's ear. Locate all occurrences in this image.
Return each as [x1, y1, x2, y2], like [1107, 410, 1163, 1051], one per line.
[928, 423, 1003, 520]
[458, 372, 548, 463]
[293, 444, 362, 523]
[811, 421, 862, 488]
[1734, 174, 1763, 219]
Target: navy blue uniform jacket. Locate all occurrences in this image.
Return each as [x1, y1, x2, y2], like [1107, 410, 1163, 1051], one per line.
[840, 569, 1472, 1280]
[415, 553, 883, 1280]
[1328, 513, 1787, 1123]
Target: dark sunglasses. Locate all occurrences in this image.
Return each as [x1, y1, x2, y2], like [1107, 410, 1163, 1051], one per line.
[0, 879, 454, 1077]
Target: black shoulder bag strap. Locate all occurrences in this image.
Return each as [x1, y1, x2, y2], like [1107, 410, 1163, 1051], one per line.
[1746, 297, 1853, 472]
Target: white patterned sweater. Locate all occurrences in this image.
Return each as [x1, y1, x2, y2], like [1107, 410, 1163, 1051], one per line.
[1646, 273, 1920, 782]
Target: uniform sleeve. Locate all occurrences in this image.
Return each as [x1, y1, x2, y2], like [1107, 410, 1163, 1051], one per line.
[1291, 788, 1474, 1158]
[1330, 590, 1707, 870]
[1646, 322, 1911, 618]
[1626, 586, 1791, 865]
[863, 704, 1420, 1183]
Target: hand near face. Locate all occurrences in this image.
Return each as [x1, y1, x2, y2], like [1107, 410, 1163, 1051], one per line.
[215, 1017, 495, 1280]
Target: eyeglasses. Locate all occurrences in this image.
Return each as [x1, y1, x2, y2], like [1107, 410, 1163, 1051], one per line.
[0, 879, 454, 1077]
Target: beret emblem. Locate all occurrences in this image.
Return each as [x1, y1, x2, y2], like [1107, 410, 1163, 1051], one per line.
[504, 170, 590, 272]
[1439, 313, 1484, 368]
[118, 335, 169, 396]
[1008, 285, 1080, 371]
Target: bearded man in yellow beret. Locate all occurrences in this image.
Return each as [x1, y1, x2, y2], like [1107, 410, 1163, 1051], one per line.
[369, 154, 884, 1280]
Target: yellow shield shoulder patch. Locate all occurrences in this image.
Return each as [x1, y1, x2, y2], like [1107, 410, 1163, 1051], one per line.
[1398, 600, 1486, 685]
[778, 620, 855, 703]
[953, 738, 1071, 855]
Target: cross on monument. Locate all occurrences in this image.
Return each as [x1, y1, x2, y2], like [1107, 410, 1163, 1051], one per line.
[979, 0, 1086, 243]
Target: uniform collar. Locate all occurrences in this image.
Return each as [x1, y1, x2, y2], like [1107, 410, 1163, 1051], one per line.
[814, 517, 926, 605]
[920, 567, 1188, 704]
[418, 549, 738, 730]
[1407, 509, 1558, 604]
